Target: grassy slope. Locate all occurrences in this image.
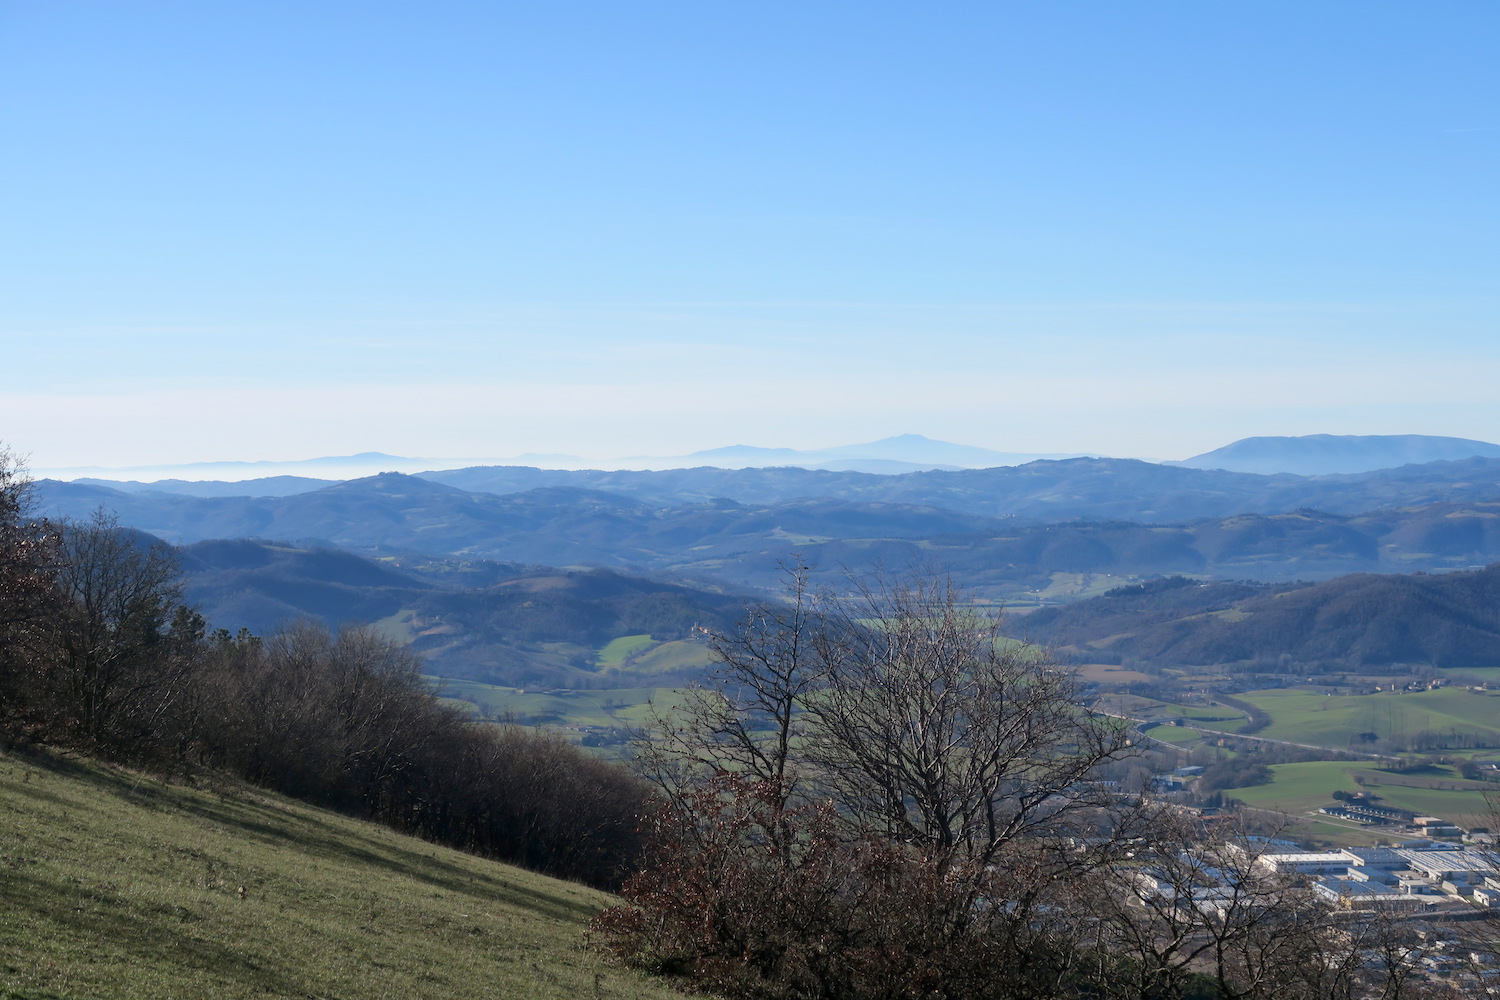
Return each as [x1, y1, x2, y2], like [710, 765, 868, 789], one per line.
[597, 634, 654, 667]
[0, 748, 675, 1000]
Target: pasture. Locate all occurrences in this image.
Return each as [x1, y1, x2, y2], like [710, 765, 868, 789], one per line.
[596, 633, 654, 666]
[1236, 687, 1500, 751]
[0, 748, 677, 1000]
[434, 678, 687, 733]
[1221, 760, 1497, 836]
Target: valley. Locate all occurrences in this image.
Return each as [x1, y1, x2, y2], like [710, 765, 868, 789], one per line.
[29, 440, 1500, 849]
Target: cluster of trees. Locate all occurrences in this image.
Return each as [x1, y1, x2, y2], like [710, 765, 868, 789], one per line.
[593, 566, 1491, 999]
[0, 451, 646, 888]
[1196, 758, 1273, 795]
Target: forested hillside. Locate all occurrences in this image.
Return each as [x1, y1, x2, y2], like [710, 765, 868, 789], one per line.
[1027, 564, 1500, 673]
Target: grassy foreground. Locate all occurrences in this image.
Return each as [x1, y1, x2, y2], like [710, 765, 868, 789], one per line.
[0, 747, 676, 1000]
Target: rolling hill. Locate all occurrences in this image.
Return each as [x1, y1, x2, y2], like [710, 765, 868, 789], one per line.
[41, 454, 1500, 538]
[179, 538, 743, 687]
[42, 472, 1500, 601]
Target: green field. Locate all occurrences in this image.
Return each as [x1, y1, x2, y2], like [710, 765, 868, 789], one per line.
[435, 678, 689, 731]
[597, 633, 654, 667]
[1236, 687, 1500, 751]
[1282, 818, 1391, 848]
[1221, 760, 1497, 836]
[1143, 723, 1212, 747]
[617, 638, 715, 675]
[1223, 760, 1374, 813]
[1097, 693, 1249, 729]
[1033, 571, 1134, 601]
[371, 606, 419, 643]
[0, 747, 675, 1000]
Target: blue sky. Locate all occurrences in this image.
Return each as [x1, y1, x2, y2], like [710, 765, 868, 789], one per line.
[3, 1, 1497, 471]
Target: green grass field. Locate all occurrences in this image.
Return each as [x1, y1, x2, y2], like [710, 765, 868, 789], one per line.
[616, 638, 715, 675]
[370, 606, 418, 643]
[0, 747, 676, 1000]
[1281, 818, 1391, 848]
[1143, 724, 1211, 747]
[1236, 687, 1500, 751]
[1223, 760, 1373, 813]
[1096, 693, 1249, 729]
[434, 678, 690, 731]
[1033, 572, 1130, 601]
[597, 633, 654, 667]
[1221, 760, 1497, 837]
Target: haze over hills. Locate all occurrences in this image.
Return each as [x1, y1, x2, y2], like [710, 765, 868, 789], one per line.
[33, 464, 1500, 602]
[32, 434, 1089, 482]
[40, 452, 1500, 529]
[656, 434, 1090, 472]
[72, 475, 340, 498]
[29, 431, 1500, 687]
[32, 441, 1500, 701]
[36, 433, 1500, 491]
[1176, 434, 1500, 476]
[34, 452, 455, 483]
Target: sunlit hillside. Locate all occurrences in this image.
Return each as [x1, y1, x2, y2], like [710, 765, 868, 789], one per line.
[0, 747, 673, 1000]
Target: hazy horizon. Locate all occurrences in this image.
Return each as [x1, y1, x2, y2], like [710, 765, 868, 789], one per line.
[25, 429, 1500, 485]
[22, 432, 1113, 482]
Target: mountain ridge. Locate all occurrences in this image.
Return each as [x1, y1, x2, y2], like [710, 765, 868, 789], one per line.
[41, 432, 1500, 488]
[1027, 563, 1500, 674]
[1177, 433, 1500, 476]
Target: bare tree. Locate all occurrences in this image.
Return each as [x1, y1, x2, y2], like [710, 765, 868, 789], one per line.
[0, 447, 63, 736]
[48, 509, 199, 749]
[804, 571, 1134, 877]
[611, 567, 1141, 999]
[635, 560, 824, 827]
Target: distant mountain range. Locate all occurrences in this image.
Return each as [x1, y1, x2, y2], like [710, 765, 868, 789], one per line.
[1176, 434, 1500, 476]
[655, 434, 1089, 472]
[71, 475, 340, 498]
[37, 452, 452, 483]
[36, 432, 1500, 487]
[34, 447, 1500, 687]
[33, 434, 1088, 482]
[33, 458, 1500, 599]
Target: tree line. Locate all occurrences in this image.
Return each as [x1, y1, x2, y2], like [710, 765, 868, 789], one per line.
[0, 450, 647, 889]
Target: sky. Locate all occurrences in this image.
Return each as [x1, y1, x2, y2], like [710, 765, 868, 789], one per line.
[2, 1, 1497, 474]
